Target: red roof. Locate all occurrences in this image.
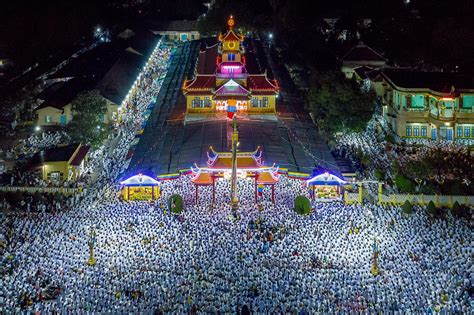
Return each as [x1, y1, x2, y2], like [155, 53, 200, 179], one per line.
[213, 95, 250, 101]
[219, 30, 243, 42]
[70, 145, 90, 166]
[256, 171, 279, 184]
[247, 74, 279, 91]
[197, 44, 218, 74]
[192, 172, 214, 185]
[183, 75, 216, 91]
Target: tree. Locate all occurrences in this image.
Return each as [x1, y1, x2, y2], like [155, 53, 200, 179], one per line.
[67, 90, 108, 148]
[401, 200, 413, 215]
[294, 195, 311, 215]
[394, 173, 415, 193]
[168, 194, 184, 214]
[306, 70, 375, 135]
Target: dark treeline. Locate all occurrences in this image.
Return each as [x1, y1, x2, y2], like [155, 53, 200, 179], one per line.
[0, 0, 207, 72]
[200, 0, 474, 72]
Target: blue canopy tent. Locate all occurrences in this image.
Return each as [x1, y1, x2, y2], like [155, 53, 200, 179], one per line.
[306, 171, 347, 200]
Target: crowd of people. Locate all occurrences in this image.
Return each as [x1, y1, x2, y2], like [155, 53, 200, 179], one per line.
[1, 175, 472, 313]
[0, 40, 472, 313]
[334, 114, 472, 193]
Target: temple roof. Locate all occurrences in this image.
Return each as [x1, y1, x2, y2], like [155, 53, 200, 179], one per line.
[247, 74, 279, 91]
[191, 172, 214, 185]
[215, 79, 250, 96]
[219, 30, 244, 42]
[212, 156, 260, 169]
[213, 95, 251, 101]
[196, 43, 218, 74]
[183, 75, 216, 91]
[256, 171, 279, 184]
[307, 172, 347, 186]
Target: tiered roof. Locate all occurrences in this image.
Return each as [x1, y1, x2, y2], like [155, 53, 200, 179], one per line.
[247, 74, 279, 95]
[218, 29, 244, 42]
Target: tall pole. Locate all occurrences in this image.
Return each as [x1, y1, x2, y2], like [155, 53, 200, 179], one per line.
[230, 116, 239, 210]
[87, 225, 96, 266]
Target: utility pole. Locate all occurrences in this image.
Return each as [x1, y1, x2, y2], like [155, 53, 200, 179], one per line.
[230, 116, 239, 210]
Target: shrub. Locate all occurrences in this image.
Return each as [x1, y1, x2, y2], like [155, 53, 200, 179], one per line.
[402, 200, 413, 215]
[450, 201, 467, 218]
[426, 201, 438, 217]
[374, 168, 384, 181]
[395, 173, 415, 193]
[168, 194, 183, 214]
[294, 196, 311, 215]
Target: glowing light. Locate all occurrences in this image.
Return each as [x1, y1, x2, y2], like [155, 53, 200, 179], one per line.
[269, 33, 273, 39]
[441, 97, 454, 101]
[35, 126, 41, 132]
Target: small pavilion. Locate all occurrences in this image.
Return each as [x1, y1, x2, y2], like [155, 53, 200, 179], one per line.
[306, 171, 347, 200]
[120, 174, 160, 201]
[191, 146, 279, 204]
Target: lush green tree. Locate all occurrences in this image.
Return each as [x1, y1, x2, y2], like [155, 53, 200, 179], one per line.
[306, 70, 375, 134]
[67, 90, 108, 148]
[168, 194, 184, 214]
[394, 173, 415, 193]
[294, 195, 311, 215]
[402, 200, 413, 215]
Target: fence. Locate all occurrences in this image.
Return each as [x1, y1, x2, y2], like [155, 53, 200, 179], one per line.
[0, 186, 81, 196]
[378, 193, 474, 208]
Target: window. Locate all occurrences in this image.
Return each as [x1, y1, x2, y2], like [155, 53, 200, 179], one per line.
[472, 127, 474, 138]
[251, 98, 259, 108]
[262, 97, 269, 108]
[204, 96, 211, 107]
[457, 126, 463, 138]
[191, 34, 195, 40]
[406, 126, 412, 137]
[421, 126, 427, 137]
[228, 53, 236, 61]
[465, 127, 471, 138]
[192, 97, 200, 108]
[45, 116, 52, 123]
[413, 126, 419, 137]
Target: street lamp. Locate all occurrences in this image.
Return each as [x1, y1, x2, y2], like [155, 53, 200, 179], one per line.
[87, 225, 97, 266]
[268, 33, 273, 39]
[35, 126, 41, 132]
[371, 237, 379, 276]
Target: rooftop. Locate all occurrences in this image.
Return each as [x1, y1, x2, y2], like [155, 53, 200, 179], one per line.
[342, 43, 387, 63]
[96, 50, 146, 104]
[381, 69, 474, 92]
[36, 77, 96, 110]
[149, 20, 199, 32]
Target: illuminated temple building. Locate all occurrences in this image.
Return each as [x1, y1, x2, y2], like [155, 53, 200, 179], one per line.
[182, 16, 279, 117]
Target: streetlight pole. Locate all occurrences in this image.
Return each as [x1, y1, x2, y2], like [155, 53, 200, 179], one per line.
[371, 237, 379, 276]
[230, 116, 239, 210]
[87, 225, 96, 266]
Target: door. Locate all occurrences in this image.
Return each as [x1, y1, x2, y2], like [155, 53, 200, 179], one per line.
[431, 128, 437, 141]
[60, 115, 67, 125]
[180, 33, 188, 41]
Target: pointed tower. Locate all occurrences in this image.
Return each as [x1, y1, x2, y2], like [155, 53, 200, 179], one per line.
[183, 16, 279, 116]
[217, 15, 246, 83]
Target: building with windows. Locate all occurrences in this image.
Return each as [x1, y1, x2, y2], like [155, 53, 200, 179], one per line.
[377, 69, 474, 141]
[341, 42, 387, 79]
[35, 143, 90, 182]
[182, 16, 279, 117]
[150, 20, 200, 42]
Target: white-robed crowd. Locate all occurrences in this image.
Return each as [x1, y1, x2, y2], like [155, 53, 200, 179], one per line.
[1, 175, 472, 313]
[0, 42, 472, 313]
